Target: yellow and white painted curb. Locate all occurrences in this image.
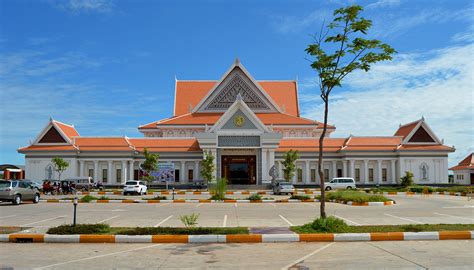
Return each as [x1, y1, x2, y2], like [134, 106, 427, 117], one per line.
[39, 199, 395, 206]
[2, 231, 472, 244]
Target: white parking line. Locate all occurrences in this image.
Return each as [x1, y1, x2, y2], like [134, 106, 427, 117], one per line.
[222, 215, 227, 227]
[21, 216, 66, 226]
[154, 215, 173, 227]
[279, 214, 294, 226]
[35, 244, 162, 269]
[97, 215, 120, 224]
[334, 215, 362, 226]
[443, 205, 474, 209]
[384, 213, 423, 224]
[433, 212, 474, 221]
[0, 214, 17, 219]
[195, 203, 202, 208]
[281, 242, 335, 270]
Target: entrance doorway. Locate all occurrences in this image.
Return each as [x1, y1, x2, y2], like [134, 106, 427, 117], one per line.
[471, 173, 474, 185]
[221, 155, 256, 185]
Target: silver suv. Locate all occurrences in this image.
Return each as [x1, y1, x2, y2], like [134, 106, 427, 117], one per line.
[0, 180, 41, 205]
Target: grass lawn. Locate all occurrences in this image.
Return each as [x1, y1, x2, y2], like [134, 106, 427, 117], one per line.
[318, 190, 391, 203]
[46, 224, 249, 235]
[292, 223, 474, 234]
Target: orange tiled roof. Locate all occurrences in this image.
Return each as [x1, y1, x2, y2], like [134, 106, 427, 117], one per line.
[394, 121, 419, 138]
[128, 138, 201, 152]
[397, 144, 454, 151]
[342, 137, 402, 151]
[174, 80, 299, 117]
[139, 112, 330, 129]
[54, 121, 80, 139]
[449, 153, 474, 170]
[277, 138, 346, 152]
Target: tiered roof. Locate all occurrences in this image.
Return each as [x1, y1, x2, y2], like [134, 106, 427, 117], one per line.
[449, 153, 474, 171]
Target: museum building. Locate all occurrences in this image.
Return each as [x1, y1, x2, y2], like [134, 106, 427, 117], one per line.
[18, 60, 455, 186]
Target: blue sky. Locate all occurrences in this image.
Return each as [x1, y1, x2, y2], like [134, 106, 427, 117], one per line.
[0, 0, 473, 166]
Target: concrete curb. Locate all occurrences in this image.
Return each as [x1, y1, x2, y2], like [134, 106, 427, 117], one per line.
[2, 231, 473, 244]
[38, 199, 395, 206]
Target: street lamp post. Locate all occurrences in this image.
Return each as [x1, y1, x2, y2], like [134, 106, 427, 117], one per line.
[73, 196, 78, 226]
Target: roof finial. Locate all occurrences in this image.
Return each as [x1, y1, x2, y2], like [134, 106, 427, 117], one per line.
[236, 92, 243, 101]
[421, 115, 425, 121]
[49, 115, 53, 122]
[174, 75, 177, 81]
[235, 57, 240, 65]
[399, 123, 402, 127]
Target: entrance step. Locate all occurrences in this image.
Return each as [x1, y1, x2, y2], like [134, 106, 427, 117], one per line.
[249, 227, 295, 234]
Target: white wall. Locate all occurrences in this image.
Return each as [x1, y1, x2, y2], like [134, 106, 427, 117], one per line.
[400, 157, 448, 184]
[26, 157, 77, 180]
[453, 170, 472, 185]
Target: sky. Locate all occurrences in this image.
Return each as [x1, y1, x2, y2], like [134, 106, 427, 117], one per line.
[0, 0, 473, 167]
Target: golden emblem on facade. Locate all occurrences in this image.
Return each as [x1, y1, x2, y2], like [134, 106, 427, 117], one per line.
[234, 115, 245, 127]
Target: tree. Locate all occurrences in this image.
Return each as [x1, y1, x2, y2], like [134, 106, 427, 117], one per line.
[200, 150, 215, 185]
[400, 171, 414, 188]
[51, 157, 69, 182]
[282, 150, 299, 182]
[305, 5, 396, 218]
[140, 148, 159, 183]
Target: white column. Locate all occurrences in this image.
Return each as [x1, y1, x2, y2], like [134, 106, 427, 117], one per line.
[268, 150, 275, 171]
[349, 159, 355, 178]
[342, 160, 347, 177]
[279, 161, 284, 179]
[377, 160, 382, 185]
[261, 149, 268, 182]
[79, 160, 84, 177]
[315, 162, 320, 184]
[332, 160, 337, 179]
[391, 160, 396, 184]
[107, 161, 112, 184]
[121, 160, 127, 183]
[129, 160, 134, 180]
[194, 161, 199, 181]
[363, 160, 369, 184]
[93, 160, 99, 182]
[305, 160, 311, 184]
[180, 161, 186, 183]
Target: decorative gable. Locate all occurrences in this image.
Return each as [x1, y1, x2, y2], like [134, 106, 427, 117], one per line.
[408, 126, 435, 143]
[221, 109, 258, 130]
[193, 60, 281, 113]
[38, 127, 67, 143]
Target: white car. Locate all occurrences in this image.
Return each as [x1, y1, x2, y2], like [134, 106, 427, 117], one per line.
[324, 178, 356, 191]
[123, 180, 148, 195]
[273, 181, 295, 195]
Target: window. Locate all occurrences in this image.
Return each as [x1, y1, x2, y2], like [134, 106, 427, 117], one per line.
[188, 169, 194, 182]
[102, 169, 107, 183]
[337, 169, 342, 177]
[324, 169, 329, 181]
[369, 168, 374, 182]
[88, 169, 93, 178]
[382, 168, 387, 182]
[116, 169, 122, 182]
[175, 169, 180, 182]
[19, 181, 30, 188]
[297, 168, 303, 182]
[310, 169, 316, 182]
[355, 168, 360, 182]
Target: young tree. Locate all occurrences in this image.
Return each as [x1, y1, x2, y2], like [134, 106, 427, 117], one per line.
[400, 171, 414, 188]
[306, 5, 396, 218]
[200, 150, 216, 185]
[282, 150, 299, 182]
[140, 148, 159, 183]
[51, 157, 69, 182]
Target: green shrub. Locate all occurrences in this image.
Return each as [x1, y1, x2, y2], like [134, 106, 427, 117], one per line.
[80, 195, 98, 202]
[400, 171, 414, 187]
[209, 194, 232, 201]
[47, 224, 111, 235]
[408, 186, 434, 193]
[180, 213, 199, 227]
[301, 216, 349, 233]
[97, 196, 110, 200]
[247, 193, 262, 201]
[144, 196, 167, 200]
[209, 178, 228, 200]
[290, 194, 311, 200]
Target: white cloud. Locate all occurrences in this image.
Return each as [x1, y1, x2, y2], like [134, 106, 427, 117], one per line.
[53, 0, 114, 14]
[366, 0, 401, 9]
[271, 9, 331, 34]
[300, 43, 474, 166]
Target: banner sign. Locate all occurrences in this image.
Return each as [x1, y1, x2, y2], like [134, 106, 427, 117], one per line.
[150, 163, 175, 183]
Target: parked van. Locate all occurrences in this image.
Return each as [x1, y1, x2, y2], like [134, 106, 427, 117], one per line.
[324, 177, 356, 191]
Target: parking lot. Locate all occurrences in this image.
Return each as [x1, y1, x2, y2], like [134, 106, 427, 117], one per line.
[0, 194, 473, 233]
